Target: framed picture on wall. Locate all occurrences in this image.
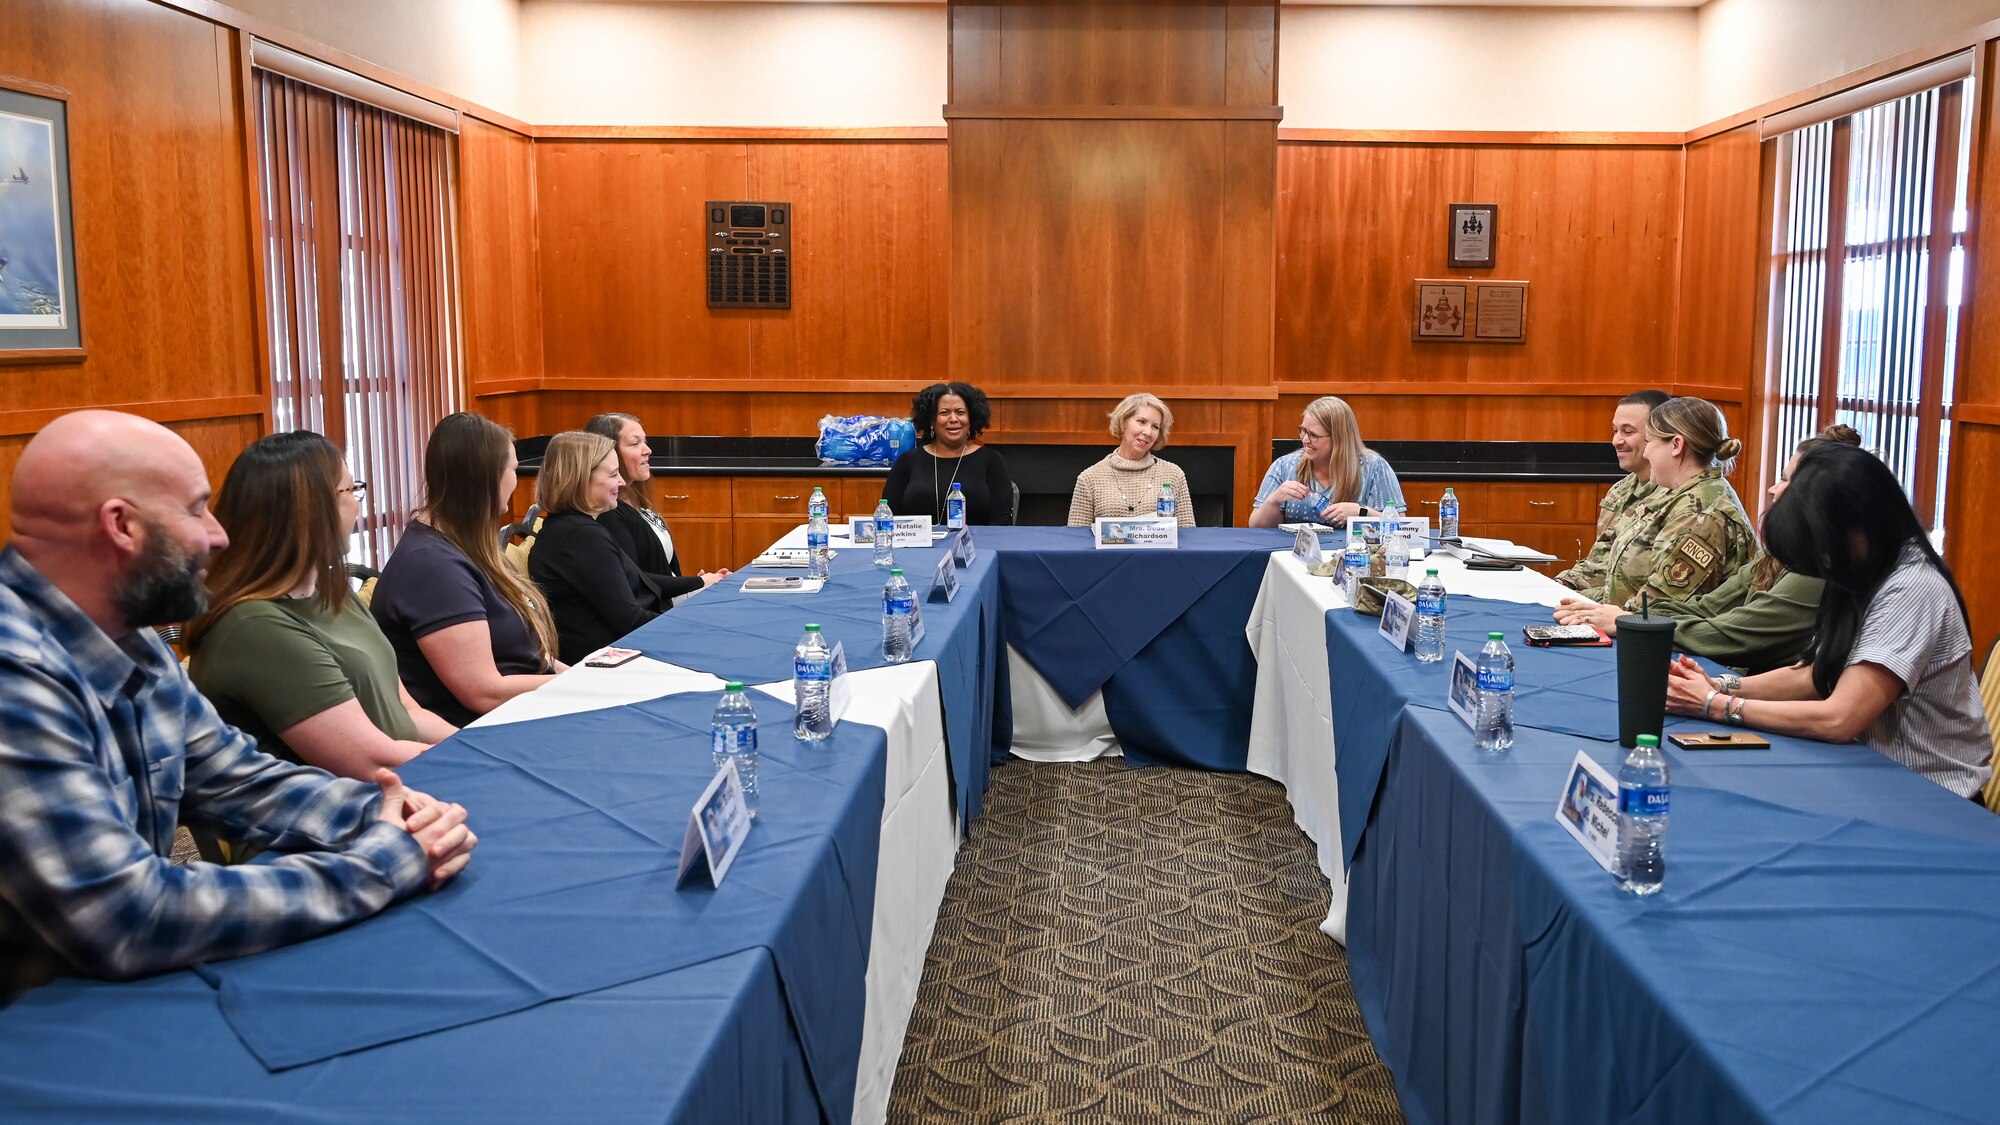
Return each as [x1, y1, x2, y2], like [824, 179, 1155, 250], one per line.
[1447, 202, 1497, 269]
[1412, 281, 1469, 340]
[0, 77, 83, 363]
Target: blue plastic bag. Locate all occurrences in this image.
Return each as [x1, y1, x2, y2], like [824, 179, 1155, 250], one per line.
[817, 414, 915, 466]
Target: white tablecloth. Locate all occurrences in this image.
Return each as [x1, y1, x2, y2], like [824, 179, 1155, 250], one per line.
[472, 653, 956, 1125]
[1243, 552, 1572, 945]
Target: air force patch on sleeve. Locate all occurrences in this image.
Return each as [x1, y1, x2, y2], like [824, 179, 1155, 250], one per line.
[1678, 538, 1715, 569]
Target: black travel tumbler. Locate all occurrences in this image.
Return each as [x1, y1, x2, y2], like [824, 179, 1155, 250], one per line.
[1616, 613, 1678, 749]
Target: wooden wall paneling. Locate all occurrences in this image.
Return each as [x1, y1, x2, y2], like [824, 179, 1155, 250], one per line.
[1946, 39, 2000, 655]
[0, 0, 260, 413]
[1276, 142, 1478, 387]
[0, 413, 265, 532]
[744, 142, 949, 382]
[1674, 126, 1762, 397]
[949, 2, 1233, 108]
[1224, 2, 1278, 108]
[1274, 142, 1682, 398]
[534, 141, 749, 380]
[950, 119, 1232, 386]
[1467, 144, 1680, 383]
[1220, 121, 1277, 391]
[460, 119, 545, 391]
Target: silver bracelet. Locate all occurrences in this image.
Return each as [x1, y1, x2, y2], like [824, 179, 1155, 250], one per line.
[1701, 689, 1719, 719]
[1726, 696, 1747, 726]
[1719, 673, 1743, 695]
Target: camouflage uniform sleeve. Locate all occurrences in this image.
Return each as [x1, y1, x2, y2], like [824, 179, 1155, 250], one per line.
[1615, 507, 1740, 610]
[1554, 476, 1631, 593]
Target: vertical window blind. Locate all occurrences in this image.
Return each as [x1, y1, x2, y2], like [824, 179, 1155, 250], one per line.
[1766, 77, 1970, 531]
[253, 69, 463, 567]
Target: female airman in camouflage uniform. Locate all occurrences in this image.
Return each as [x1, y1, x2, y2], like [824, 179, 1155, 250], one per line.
[1580, 397, 1756, 610]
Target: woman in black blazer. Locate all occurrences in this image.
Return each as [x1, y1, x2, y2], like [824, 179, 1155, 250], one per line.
[527, 431, 668, 665]
[585, 412, 730, 597]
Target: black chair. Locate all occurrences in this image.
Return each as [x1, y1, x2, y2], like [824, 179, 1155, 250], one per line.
[1009, 481, 1021, 525]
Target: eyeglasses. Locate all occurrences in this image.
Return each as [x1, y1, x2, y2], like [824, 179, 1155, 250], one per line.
[339, 480, 369, 498]
[1297, 428, 1328, 441]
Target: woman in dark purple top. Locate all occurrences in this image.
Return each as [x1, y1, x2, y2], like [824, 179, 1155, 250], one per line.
[374, 414, 560, 726]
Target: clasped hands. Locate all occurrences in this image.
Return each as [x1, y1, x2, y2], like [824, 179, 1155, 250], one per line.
[374, 768, 477, 891]
[1552, 596, 1626, 635]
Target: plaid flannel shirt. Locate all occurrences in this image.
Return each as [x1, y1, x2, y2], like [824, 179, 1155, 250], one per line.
[0, 546, 427, 1003]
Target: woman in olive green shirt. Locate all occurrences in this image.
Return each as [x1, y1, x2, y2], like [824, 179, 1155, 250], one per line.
[188, 432, 454, 778]
[1553, 425, 1862, 673]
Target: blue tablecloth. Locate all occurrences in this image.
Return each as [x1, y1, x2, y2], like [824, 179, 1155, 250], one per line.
[182, 689, 883, 1120]
[1326, 594, 1730, 868]
[625, 543, 1006, 824]
[0, 949, 820, 1122]
[1345, 678, 2000, 1124]
[980, 526, 1287, 771]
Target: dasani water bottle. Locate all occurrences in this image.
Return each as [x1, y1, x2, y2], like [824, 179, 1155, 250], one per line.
[1414, 568, 1446, 663]
[1617, 734, 1670, 894]
[1439, 488, 1460, 541]
[806, 488, 830, 580]
[1474, 631, 1514, 752]
[792, 624, 834, 741]
[946, 483, 965, 530]
[882, 569, 916, 662]
[710, 683, 760, 818]
[1157, 483, 1176, 518]
[872, 498, 895, 567]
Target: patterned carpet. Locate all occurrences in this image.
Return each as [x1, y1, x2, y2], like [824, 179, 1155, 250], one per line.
[888, 758, 1405, 1123]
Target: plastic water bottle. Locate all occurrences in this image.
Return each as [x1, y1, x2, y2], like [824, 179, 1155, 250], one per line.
[1385, 525, 1411, 580]
[1473, 632, 1515, 752]
[1617, 734, 1671, 894]
[882, 568, 916, 662]
[710, 682, 760, 819]
[1414, 567, 1446, 663]
[1439, 488, 1460, 542]
[806, 487, 830, 580]
[792, 624, 834, 741]
[1157, 483, 1176, 518]
[945, 482, 966, 530]
[872, 498, 895, 567]
[1342, 533, 1368, 600]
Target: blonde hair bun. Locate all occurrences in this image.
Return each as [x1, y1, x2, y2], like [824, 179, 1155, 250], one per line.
[1715, 437, 1744, 461]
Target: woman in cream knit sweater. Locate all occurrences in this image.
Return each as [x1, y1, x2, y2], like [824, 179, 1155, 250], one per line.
[1066, 393, 1196, 528]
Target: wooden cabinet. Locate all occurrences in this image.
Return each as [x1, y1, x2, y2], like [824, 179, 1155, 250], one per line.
[668, 517, 736, 574]
[1400, 479, 1608, 577]
[646, 477, 733, 517]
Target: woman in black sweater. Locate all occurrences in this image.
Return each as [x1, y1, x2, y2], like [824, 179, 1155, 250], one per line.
[585, 412, 729, 598]
[528, 430, 668, 665]
[882, 382, 1015, 525]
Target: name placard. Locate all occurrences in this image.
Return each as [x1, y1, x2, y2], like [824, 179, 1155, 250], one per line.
[1292, 526, 1325, 566]
[1092, 516, 1179, 550]
[828, 641, 854, 722]
[951, 527, 975, 567]
[1447, 650, 1478, 728]
[1347, 515, 1430, 547]
[677, 760, 751, 889]
[929, 550, 958, 604]
[1556, 751, 1621, 873]
[1377, 590, 1416, 652]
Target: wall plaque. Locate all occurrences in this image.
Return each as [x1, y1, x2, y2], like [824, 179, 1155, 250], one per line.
[1447, 202, 1496, 269]
[1411, 279, 1529, 345]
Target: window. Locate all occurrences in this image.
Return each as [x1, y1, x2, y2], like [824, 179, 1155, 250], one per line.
[252, 69, 463, 566]
[1765, 73, 1972, 533]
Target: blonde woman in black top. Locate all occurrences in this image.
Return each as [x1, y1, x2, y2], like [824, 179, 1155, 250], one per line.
[585, 412, 730, 593]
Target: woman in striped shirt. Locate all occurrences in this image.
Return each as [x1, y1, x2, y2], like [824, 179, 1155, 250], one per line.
[1665, 442, 1992, 796]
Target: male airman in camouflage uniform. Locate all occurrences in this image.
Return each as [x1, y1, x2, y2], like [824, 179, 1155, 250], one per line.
[1588, 467, 1756, 609]
[1555, 391, 1669, 591]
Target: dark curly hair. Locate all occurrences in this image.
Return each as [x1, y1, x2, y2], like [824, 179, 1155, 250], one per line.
[910, 382, 991, 443]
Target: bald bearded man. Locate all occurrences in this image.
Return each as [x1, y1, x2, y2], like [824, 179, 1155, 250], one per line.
[0, 411, 475, 1003]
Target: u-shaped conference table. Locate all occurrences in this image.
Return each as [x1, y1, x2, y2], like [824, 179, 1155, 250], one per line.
[2, 527, 1997, 1124]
